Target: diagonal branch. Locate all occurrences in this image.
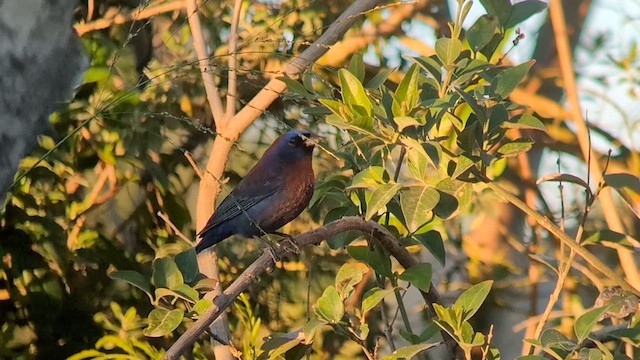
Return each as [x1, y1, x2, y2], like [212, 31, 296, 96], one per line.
[225, 0, 387, 139]
[164, 217, 446, 360]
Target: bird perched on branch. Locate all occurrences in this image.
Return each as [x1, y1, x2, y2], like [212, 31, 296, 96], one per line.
[195, 130, 321, 254]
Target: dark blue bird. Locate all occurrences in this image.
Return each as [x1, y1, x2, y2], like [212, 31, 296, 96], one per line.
[195, 130, 320, 253]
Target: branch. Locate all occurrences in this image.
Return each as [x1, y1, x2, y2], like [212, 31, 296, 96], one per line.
[549, 0, 640, 291]
[164, 217, 444, 360]
[186, 0, 225, 125]
[317, 0, 435, 67]
[225, 0, 387, 139]
[74, 0, 185, 36]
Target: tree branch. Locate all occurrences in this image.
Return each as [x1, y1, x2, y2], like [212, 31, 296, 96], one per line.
[165, 217, 445, 360]
[74, 0, 185, 36]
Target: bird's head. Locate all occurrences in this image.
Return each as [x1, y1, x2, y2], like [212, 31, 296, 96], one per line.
[272, 130, 321, 161]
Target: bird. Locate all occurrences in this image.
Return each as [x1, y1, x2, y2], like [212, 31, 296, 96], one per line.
[195, 130, 321, 254]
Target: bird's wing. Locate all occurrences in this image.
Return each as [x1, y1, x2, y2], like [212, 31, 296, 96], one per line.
[197, 169, 282, 237]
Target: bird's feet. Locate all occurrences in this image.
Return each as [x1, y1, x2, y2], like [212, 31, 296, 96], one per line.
[272, 232, 301, 254]
[253, 236, 281, 264]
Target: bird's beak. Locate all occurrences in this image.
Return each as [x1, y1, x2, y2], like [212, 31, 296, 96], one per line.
[304, 133, 324, 147]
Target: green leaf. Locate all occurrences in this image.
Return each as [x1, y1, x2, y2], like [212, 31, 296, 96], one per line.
[502, 114, 547, 132]
[192, 299, 213, 315]
[515, 356, 547, 360]
[401, 186, 440, 233]
[338, 69, 372, 117]
[303, 319, 328, 342]
[574, 306, 611, 343]
[350, 166, 386, 189]
[497, 137, 534, 157]
[362, 287, 395, 315]
[315, 286, 344, 323]
[491, 61, 535, 99]
[347, 245, 393, 278]
[279, 76, 312, 98]
[451, 155, 476, 180]
[399, 263, 432, 292]
[467, 14, 500, 52]
[380, 343, 439, 360]
[109, 270, 153, 302]
[152, 257, 184, 289]
[506, 0, 547, 29]
[348, 53, 365, 82]
[454, 280, 493, 322]
[603, 173, 640, 194]
[393, 116, 422, 131]
[393, 64, 421, 117]
[335, 262, 370, 300]
[479, 0, 512, 27]
[83, 66, 111, 84]
[175, 248, 199, 284]
[414, 231, 446, 266]
[536, 173, 590, 190]
[143, 308, 184, 337]
[366, 68, 394, 89]
[540, 328, 577, 352]
[435, 38, 463, 65]
[365, 183, 402, 220]
[583, 229, 639, 250]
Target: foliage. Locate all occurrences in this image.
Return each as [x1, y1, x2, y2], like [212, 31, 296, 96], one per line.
[1, 0, 640, 360]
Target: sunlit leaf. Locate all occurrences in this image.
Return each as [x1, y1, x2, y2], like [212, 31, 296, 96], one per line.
[574, 306, 611, 343]
[338, 69, 372, 117]
[143, 308, 184, 337]
[380, 343, 439, 360]
[435, 38, 462, 65]
[315, 286, 344, 323]
[365, 183, 402, 220]
[400, 186, 440, 232]
[497, 138, 534, 157]
[335, 262, 370, 300]
[454, 280, 493, 322]
[362, 287, 395, 315]
[152, 257, 184, 289]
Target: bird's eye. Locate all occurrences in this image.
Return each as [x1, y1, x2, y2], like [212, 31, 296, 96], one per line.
[288, 136, 302, 147]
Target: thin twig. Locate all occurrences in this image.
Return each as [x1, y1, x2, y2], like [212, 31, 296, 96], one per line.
[157, 211, 193, 245]
[186, 0, 225, 125]
[225, 0, 243, 120]
[183, 151, 204, 179]
[75, 0, 185, 36]
[549, 0, 640, 291]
